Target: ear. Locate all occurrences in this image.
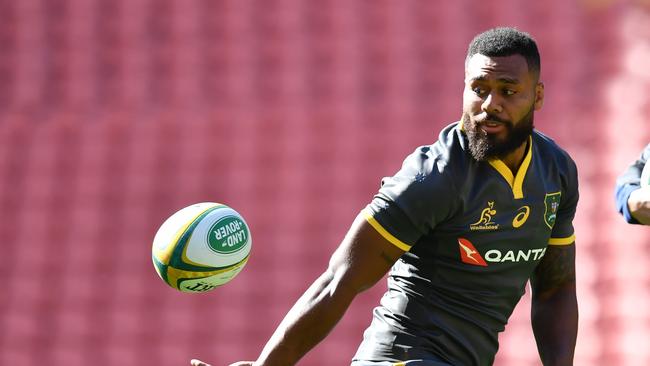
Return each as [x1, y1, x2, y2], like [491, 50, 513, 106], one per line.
[534, 82, 544, 110]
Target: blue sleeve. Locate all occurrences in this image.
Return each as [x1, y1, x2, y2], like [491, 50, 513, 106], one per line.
[615, 184, 640, 224]
[614, 143, 650, 225]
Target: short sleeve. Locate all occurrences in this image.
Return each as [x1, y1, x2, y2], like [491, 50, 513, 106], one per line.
[548, 157, 579, 245]
[364, 145, 458, 251]
[614, 143, 650, 224]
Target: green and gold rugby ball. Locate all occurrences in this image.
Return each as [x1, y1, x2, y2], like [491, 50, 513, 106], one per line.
[152, 203, 251, 292]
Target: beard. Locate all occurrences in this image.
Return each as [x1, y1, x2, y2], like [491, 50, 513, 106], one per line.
[463, 106, 535, 162]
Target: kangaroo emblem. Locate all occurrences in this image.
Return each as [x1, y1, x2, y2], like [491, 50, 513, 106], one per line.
[470, 202, 499, 230]
[473, 202, 496, 225]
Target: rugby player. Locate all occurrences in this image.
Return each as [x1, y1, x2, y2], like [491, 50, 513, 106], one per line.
[615, 142, 650, 225]
[193, 27, 579, 366]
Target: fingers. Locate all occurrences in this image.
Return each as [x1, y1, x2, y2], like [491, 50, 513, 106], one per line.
[190, 359, 211, 366]
[190, 359, 255, 366]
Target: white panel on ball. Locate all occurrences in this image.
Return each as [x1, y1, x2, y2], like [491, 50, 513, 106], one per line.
[185, 206, 252, 268]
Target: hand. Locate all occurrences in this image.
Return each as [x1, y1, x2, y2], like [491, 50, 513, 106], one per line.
[190, 360, 210, 366]
[628, 186, 650, 225]
[190, 359, 255, 366]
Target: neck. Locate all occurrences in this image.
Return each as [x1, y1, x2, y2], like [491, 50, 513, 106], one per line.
[500, 138, 529, 173]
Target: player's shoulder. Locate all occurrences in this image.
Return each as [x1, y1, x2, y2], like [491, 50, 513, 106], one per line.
[533, 130, 575, 163]
[532, 130, 578, 176]
[642, 142, 650, 160]
[403, 121, 469, 170]
[388, 122, 469, 198]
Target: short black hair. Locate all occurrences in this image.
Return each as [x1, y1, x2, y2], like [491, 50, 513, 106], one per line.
[466, 27, 540, 78]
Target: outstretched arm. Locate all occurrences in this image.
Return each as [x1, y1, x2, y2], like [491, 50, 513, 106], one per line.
[192, 212, 406, 366]
[530, 243, 578, 366]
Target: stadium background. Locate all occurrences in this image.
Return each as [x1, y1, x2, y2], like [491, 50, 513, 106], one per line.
[1, 1, 650, 365]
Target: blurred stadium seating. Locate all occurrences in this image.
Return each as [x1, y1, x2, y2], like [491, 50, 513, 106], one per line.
[1, 1, 649, 365]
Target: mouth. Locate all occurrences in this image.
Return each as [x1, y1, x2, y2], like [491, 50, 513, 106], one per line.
[476, 119, 507, 134]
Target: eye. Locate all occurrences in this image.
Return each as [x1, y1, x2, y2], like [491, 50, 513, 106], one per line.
[472, 87, 486, 96]
[503, 89, 517, 96]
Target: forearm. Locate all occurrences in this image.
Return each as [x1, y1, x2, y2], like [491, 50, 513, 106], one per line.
[531, 282, 578, 366]
[250, 214, 403, 365]
[255, 270, 357, 365]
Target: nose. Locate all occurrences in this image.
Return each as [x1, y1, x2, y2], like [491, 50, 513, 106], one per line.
[481, 92, 503, 114]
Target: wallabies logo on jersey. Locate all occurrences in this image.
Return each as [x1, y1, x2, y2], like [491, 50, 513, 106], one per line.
[470, 201, 499, 231]
[544, 192, 561, 229]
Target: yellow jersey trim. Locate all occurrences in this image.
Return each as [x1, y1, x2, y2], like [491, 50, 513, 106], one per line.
[548, 234, 575, 246]
[363, 209, 412, 251]
[487, 136, 532, 199]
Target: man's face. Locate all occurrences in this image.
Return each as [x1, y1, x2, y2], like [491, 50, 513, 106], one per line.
[462, 54, 544, 161]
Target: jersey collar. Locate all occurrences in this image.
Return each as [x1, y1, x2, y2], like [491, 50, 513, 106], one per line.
[487, 136, 533, 199]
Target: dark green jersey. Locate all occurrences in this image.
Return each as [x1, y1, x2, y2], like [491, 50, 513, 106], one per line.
[353, 122, 579, 366]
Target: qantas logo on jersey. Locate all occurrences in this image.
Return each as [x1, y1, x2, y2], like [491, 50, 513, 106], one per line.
[458, 238, 488, 266]
[458, 238, 546, 266]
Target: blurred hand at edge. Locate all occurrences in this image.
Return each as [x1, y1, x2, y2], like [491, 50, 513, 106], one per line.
[190, 359, 255, 366]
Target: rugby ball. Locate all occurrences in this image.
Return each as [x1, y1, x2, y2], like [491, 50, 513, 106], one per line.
[152, 202, 252, 292]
